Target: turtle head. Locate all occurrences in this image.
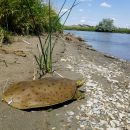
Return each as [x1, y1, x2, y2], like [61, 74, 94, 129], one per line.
[73, 90, 85, 100]
[76, 80, 85, 88]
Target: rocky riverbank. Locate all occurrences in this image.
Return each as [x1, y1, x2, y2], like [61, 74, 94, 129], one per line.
[0, 34, 130, 130]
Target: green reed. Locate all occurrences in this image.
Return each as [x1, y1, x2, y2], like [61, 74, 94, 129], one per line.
[26, 0, 78, 78]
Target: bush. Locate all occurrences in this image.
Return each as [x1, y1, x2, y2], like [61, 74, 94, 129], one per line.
[0, 0, 63, 35]
[96, 18, 115, 32]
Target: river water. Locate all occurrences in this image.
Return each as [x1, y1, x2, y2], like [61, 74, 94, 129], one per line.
[65, 30, 130, 61]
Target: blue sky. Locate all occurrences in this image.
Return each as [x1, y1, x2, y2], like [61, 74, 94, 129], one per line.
[52, 0, 130, 28]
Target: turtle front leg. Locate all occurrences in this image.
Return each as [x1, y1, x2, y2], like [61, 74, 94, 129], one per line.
[73, 90, 85, 100]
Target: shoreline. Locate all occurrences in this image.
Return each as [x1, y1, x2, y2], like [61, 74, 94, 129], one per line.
[65, 32, 130, 63]
[64, 27, 130, 34]
[65, 30, 130, 63]
[0, 34, 130, 130]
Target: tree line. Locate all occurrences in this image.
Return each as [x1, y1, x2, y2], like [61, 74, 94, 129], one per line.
[0, 0, 63, 35]
[65, 18, 130, 34]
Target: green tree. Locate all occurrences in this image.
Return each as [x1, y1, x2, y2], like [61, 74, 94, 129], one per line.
[0, 0, 62, 35]
[96, 18, 115, 32]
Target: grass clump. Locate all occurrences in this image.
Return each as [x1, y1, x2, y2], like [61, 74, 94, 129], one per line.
[0, 27, 12, 44]
[32, 0, 78, 78]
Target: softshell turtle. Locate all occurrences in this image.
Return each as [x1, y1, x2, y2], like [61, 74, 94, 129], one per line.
[2, 77, 84, 110]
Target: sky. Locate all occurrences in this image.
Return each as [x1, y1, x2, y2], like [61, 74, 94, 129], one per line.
[51, 0, 130, 28]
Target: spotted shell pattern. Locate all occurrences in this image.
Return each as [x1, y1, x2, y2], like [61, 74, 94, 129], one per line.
[2, 78, 78, 109]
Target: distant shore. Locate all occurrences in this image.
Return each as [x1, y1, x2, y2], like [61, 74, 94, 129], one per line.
[65, 25, 130, 34]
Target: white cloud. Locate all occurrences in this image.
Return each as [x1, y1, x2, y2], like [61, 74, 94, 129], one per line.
[80, 19, 86, 23]
[112, 18, 117, 21]
[100, 2, 111, 8]
[79, 9, 83, 12]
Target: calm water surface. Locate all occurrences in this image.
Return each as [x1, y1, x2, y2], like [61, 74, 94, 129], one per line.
[65, 30, 130, 61]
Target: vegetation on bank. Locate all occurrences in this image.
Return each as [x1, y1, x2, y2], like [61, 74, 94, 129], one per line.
[65, 26, 130, 34]
[113, 28, 130, 34]
[65, 26, 95, 32]
[65, 18, 130, 34]
[0, 0, 78, 77]
[95, 19, 115, 32]
[0, 0, 63, 35]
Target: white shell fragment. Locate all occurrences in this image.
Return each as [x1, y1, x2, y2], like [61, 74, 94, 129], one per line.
[57, 51, 130, 129]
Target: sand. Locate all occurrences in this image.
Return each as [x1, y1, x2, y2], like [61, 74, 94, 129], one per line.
[0, 34, 130, 130]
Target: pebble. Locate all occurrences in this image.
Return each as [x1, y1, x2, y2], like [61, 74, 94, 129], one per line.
[76, 116, 80, 120]
[86, 101, 93, 107]
[64, 105, 68, 107]
[110, 120, 116, 127]
[60, 58, 66, 62]
[100, 120, 108, 125]
[112, 120, 120, 126]
[66, 64, 73, 70]
[67, 117, 72, 123]
[67, 111, 75, 116]
[119, 113, 125, 119]
[116, 102, 124, 108]
[86, 82, 97, 87]
[126, 119, 130, 124]
[80, 124, 85, 128]
[56, 113, 60, 116]
[107, 113, 115, 120]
